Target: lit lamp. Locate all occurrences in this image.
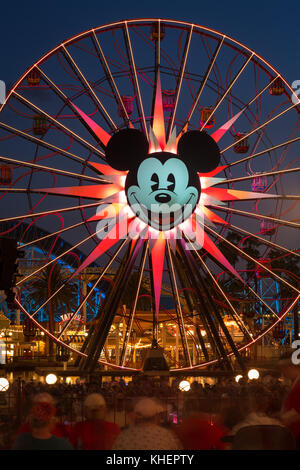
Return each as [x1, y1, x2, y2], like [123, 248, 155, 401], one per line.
[0, 377, 9, 392]
[235, 374, 243, 383]
[248, 369, 259, 380]
[179, 380, 191, 392]
[45, 373, 57, 385]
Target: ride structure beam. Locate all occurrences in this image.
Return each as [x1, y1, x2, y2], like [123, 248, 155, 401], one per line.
[177, 239, 233, 370]
[119, 242, 149, 366]
[165, 242, 191, 367]
[171, 249, 210, 362]
[183, 238, 246, 372]
[78, 237, 144, 373]
[174, 245, 222, 363]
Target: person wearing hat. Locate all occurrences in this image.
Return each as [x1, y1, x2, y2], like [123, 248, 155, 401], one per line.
[70, 393, 121, 450]
[12, 402, 73, 450]
[112, 397, 182, 450]
[15, 392, 71, 440]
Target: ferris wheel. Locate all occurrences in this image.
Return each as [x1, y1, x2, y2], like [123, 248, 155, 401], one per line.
[0, 18, 299, 373]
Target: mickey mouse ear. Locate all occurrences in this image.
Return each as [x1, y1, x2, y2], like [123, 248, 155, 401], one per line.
[105, 129, 149, 171]
[177, 130, 221, 173]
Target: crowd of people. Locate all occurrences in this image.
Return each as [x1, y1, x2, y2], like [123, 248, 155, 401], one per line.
[2, 356, 300, 450]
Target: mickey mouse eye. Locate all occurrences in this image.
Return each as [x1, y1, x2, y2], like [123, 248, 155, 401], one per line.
[167, 173, 175, 192]
[151, 173, 159, 191]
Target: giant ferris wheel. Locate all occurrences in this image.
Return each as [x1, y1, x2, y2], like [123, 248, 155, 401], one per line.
[0, 19, 299, 373]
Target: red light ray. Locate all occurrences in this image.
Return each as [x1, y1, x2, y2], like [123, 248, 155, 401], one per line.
[203, 187, 278, 202]
[191, 220, 243, 281]
[88, 161, 127, 176]
[87, 203, 125, 221]
[197, 206, 228, 225]
[150, 232, 166, 317]
[71, 216, 134, 278]
[211, 109, 244, 143]
[36, 183, 122, 200]
[149, 127, 162, 154]
[71, 102, 111, 146]
[152, 69, 166, 151]
[198, 165, 228, 178]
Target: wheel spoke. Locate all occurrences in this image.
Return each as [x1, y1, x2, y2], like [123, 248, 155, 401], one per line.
[16, 221, 112, 286]
[61, 45, 117, 131]
[123, 22, 148, 138]
[199, 52, 254, 131]
[226, 222, 300, 259]
[120, 241, 149, 366]
[213, 166, 300, 187]
[19, 220, 87, 249]
[167, 241, 192, 367]
[221, 101, 300, 154]
[187, 235, 253, 340]
[0, 201, 101, 224]
[0, 121, 90, 166]
[12, 91, 105, 158]
[0, 154, 109, 184]
[203, 222, 299, 294]
[225, 135, 300, 170]
[180, 36, 224, 133]
[90, 30, 132, 127]
[57, 238, 129, 338]
[210, 204, 300, 229]
[167, 25, 193, 139]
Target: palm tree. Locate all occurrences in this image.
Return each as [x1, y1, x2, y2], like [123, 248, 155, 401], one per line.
[28, 263, 78, 355]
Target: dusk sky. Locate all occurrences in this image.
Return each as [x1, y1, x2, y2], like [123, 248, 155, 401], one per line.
[0, 0, 298, 88]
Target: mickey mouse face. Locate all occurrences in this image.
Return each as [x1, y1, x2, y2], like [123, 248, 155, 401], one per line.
[105, 128, 220, 231]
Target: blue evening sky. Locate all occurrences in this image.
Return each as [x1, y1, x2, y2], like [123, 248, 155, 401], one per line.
[0, 0, 298, 87]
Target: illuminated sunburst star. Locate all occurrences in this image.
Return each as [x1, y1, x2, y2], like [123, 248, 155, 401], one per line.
[36, 69, 284, 319]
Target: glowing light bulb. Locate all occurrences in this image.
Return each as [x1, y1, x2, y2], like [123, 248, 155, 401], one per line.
[45, 374, 57, 385]
[248, 369, 259, 380]
[179, 380, 191, 392]
[235, 375, 243, 383]
[0, 378, 9, 392]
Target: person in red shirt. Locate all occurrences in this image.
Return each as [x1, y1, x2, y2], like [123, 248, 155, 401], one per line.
[12, 402, 73, 450]
[279, 357, 300, 442]
[16, 392, 71, 439]
[173, 398, 228, 450]
[70, 393, 121, 450]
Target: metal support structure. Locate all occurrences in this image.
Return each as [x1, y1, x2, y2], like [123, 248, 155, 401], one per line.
[78, 239, 144, 373]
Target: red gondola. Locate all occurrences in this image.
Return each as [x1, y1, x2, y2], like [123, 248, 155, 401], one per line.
[151, 23, 165, 41]
[27, 69, 41, 87]
[0, 165, 12, 185]
[200, 107, 215, 129]
[162, 90, 176, 113]
[33, 115, 47, 135]
[118, 96, 133, 118]
[234, 133, 249, 153]
[269, 77, 284, 96]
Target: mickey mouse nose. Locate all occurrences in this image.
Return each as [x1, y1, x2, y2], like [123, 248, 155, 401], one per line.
[155, 193, 171, 203]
